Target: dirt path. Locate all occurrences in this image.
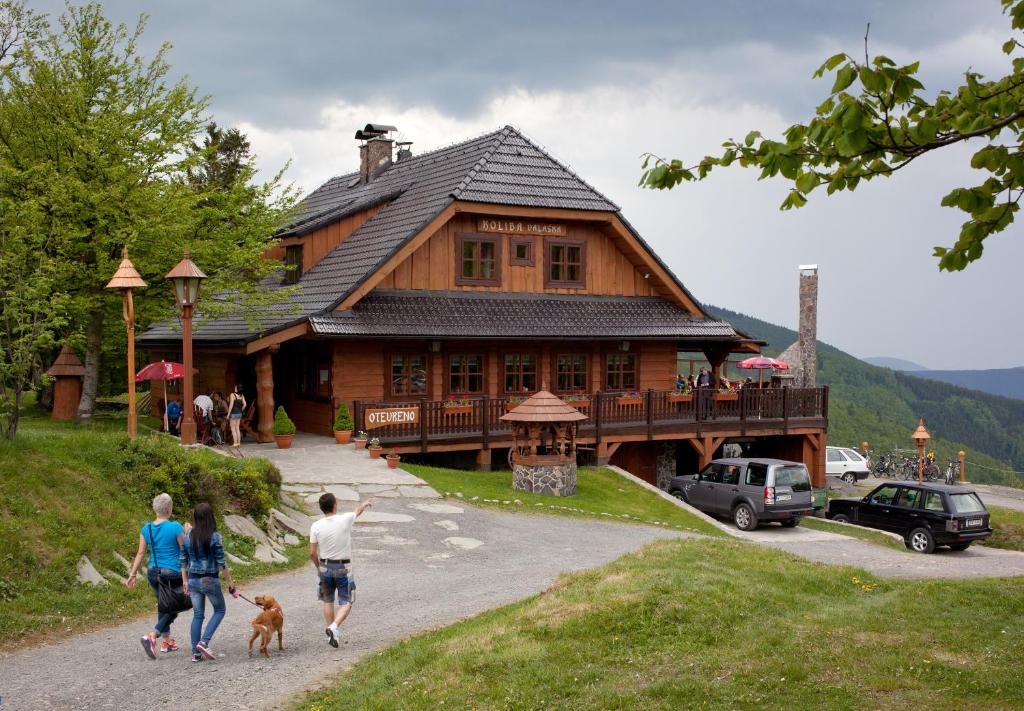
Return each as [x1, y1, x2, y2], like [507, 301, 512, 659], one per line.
[0, 501, 690, 711]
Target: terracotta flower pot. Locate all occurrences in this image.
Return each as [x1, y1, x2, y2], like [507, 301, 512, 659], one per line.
[386, 456, 400, 468]
[274, 434, 294, 449]
[354, 438, 367, 450]
[334, 430, 352, 444]
[368, 446, 383, 459]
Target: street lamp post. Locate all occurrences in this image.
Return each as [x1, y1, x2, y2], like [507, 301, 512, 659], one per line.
[104, 247, 147, 438]
[911, 419, 931, 483]
[166, 250, 207, 445]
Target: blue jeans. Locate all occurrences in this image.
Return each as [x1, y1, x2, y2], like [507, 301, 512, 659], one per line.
[147, 568, 180, 636]
[188, 575, 226, 653]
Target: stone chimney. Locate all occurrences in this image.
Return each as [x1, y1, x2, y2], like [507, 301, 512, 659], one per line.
[798, 265, 818, 388]
[355, 123, 397, 183]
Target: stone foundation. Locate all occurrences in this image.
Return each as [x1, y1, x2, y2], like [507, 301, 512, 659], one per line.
[656, 443, 676, 491]
[512, 461, 577, 497]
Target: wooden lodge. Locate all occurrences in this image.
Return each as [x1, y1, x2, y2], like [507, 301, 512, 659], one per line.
[140, 124, 828, 488]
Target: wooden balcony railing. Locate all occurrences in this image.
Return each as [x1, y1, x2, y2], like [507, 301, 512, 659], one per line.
[352, 386, 828, 449]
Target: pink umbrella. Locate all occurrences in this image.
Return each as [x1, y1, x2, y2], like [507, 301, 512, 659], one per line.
[737, 355, 789, 387]
[136, 361, 198, 431]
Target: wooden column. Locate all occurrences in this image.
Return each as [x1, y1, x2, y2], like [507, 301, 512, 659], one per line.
[804, 432, 826, 488]
[256, 349, 274, 443]
[476, 448, 492, 471]
[703, 346, 730, 388]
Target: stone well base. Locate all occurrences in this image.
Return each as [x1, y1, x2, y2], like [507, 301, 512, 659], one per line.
[512, 460, 577, 497]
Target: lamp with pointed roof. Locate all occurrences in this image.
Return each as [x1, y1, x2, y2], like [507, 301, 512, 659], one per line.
[105, 247, 147, 437]
[911, 419, 931, 482]
[165, 249, 206, 445]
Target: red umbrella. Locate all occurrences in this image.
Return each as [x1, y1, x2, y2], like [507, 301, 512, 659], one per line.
[136, 361, 198, 431]
[737, 355, 789, 387]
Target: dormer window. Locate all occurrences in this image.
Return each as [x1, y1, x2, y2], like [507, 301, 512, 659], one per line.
[283, 244, 303, 285]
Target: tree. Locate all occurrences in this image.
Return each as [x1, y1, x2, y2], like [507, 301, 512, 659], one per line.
[188, 122, 252, 190]
[640, 0, 1024, 271]
[0, 3, 295, 427]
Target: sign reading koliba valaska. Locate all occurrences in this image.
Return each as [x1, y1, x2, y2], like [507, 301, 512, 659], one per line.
[364, 406, 419, 429]
[476, 218, 566, 236]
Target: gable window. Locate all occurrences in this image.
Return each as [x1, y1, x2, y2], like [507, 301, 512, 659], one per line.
[510, 236, 535, 267]
[504, 353, 537, 394]
[555, 353, 588, 392]
[448, 353, 485, 394]
[389, 354, 428, 398]
[605, 353, 637, 391]
[545, 238, 585, 288]
[455, 233, 501, 286]
[283, 244, 303, 285]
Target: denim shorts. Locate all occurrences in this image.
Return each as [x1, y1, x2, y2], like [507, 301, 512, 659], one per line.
[229, 413, 242, 420]
[318, 565, 355, 605]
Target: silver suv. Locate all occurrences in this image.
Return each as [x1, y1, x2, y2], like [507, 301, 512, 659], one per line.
[669, 458, 815, 531]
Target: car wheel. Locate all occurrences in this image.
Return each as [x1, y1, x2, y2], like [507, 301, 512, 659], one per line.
[670, 490, 687, 503]
[733, 503, 758, 531]
[906, 527, 936, 554]
[948, 542, 971, 552]
[831, 513, 851, 524]
[841, 472, 857, 485]
[781, 518, 799, 528]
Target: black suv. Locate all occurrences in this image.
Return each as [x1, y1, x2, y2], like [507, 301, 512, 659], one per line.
[827, 482, 992, 553]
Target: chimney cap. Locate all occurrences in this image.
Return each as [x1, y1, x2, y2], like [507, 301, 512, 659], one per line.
[799, 264, 818, 272]
[354, 123, 397, 140]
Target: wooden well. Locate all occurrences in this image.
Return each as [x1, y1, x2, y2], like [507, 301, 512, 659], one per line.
[500, 390, 588, 496]
[46, 345, 86, 420]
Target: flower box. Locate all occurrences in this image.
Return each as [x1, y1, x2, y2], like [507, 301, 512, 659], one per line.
[443, 405, 473, 416]
[667, 393, 693, 404]
[566, 399, 590, 411]
[715, 392, 739, 402]
[616, 396, 644, 407]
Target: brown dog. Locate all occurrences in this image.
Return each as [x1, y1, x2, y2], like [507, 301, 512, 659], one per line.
[248, 595, 284, 658]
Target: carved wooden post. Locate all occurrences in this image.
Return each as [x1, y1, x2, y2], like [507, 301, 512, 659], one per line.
[959, 450, 966, 483]
[256, 350, 274, 443]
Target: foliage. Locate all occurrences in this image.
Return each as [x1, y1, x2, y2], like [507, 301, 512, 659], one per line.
[402, 463, 722, 537]
[641, 0, 1024, 271]
[333, 401, 354, 432]
[0, 2, 298, 429]
[300, 538, 1024, 710]
[368, 437, 382, 449]
[710, 305, 1024, 485]
[0, 416, 296, 647]
[386, 448, 400, 459]
[272, 406, 296, 436]
[354, 430, 368, 440]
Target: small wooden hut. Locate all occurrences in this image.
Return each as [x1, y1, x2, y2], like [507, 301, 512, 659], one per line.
[46, 345, 86, 420]
[500, 390, 587, 496]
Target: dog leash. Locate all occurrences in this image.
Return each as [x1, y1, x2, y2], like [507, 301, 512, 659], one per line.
[234, 590, 262, 608]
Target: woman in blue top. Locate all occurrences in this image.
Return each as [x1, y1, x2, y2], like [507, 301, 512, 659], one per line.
[180, 503, 236, 662]
[126, 492, 185, 659]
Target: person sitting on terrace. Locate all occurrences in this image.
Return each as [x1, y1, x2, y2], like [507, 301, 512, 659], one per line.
[194, 394, 214, 422]
[675, 373, 687, 391]
[741, 377, 755, 389]
[166, 398, 183, 437]
[696, 368, 712, 388]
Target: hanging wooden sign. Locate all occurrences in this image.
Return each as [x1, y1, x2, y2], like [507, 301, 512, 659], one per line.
[476, 218, 566, 237]
[364, 405, 419, 429]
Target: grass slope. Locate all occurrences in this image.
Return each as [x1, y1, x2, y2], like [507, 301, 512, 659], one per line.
[709, 305, 1024, 486]
[299, 538, 1024, 711]
[403, 464, 722, 537]
[0, 417, 304, 649]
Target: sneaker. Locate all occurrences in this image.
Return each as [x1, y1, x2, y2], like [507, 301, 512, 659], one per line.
[191, 653, 204, 663]
[140, 636, 157, 660]
[196, 640, 215, 661]
[326, 627, 339, 648]
[160, 637, 179, 653]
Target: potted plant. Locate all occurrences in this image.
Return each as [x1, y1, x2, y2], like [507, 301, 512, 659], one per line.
[385, 448, 401, 468]
[353, 430, 368, 449]
[272, 406, 296, 449]
[367, 437, 383, 458]
[715, 388, 739, 402]
[668, 386, 693, 403]
[616, 390, 644, 406]
[562, 390, 590, 410]
[333, 402, 354, 444]
[443, 396, 473, 416]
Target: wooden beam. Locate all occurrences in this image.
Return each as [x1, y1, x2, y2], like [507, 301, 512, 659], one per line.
[337, 204, 457, 310]
[255, 350, 274, 443]
[245, 322, 310, 355]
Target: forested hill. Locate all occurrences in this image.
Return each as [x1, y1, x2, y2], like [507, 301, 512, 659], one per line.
[894, 367, 1024, 401]
[708, 306, 1024, 486]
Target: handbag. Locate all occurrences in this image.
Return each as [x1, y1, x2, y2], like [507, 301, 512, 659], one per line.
[147, 524, 192, 614]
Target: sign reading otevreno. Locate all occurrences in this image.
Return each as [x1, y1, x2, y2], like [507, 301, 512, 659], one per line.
[477, 218, 566, 236]
[364, 405, 419, 430]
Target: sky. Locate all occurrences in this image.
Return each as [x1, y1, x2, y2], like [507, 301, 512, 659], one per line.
[33, 0, 1023, 369]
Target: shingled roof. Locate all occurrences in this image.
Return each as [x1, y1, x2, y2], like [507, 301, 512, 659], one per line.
[140, 126, 705, 346]
[308, 290, 739, 340]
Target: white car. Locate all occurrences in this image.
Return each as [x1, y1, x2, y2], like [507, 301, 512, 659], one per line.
[825, 447, 870, 484]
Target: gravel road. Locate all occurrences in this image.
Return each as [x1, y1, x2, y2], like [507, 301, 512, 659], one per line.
[0, 501, 689, 711]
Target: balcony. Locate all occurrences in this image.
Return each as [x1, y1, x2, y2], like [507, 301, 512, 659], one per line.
[352, 387, 828, 451]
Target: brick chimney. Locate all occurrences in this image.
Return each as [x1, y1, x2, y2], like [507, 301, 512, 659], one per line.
[798, 265, 818, 388]
[355, 123, 397, 183]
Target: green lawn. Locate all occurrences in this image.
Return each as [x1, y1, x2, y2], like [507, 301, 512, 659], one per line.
[0, 415, 304, 650]
[299, 538, 1024, 711]
[985, 506, 1024, 551]
[403, 463, 722, 537]
[800, 516, 907, 550]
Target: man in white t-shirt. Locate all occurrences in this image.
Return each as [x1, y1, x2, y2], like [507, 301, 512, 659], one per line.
[309, 492, 372, 648]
